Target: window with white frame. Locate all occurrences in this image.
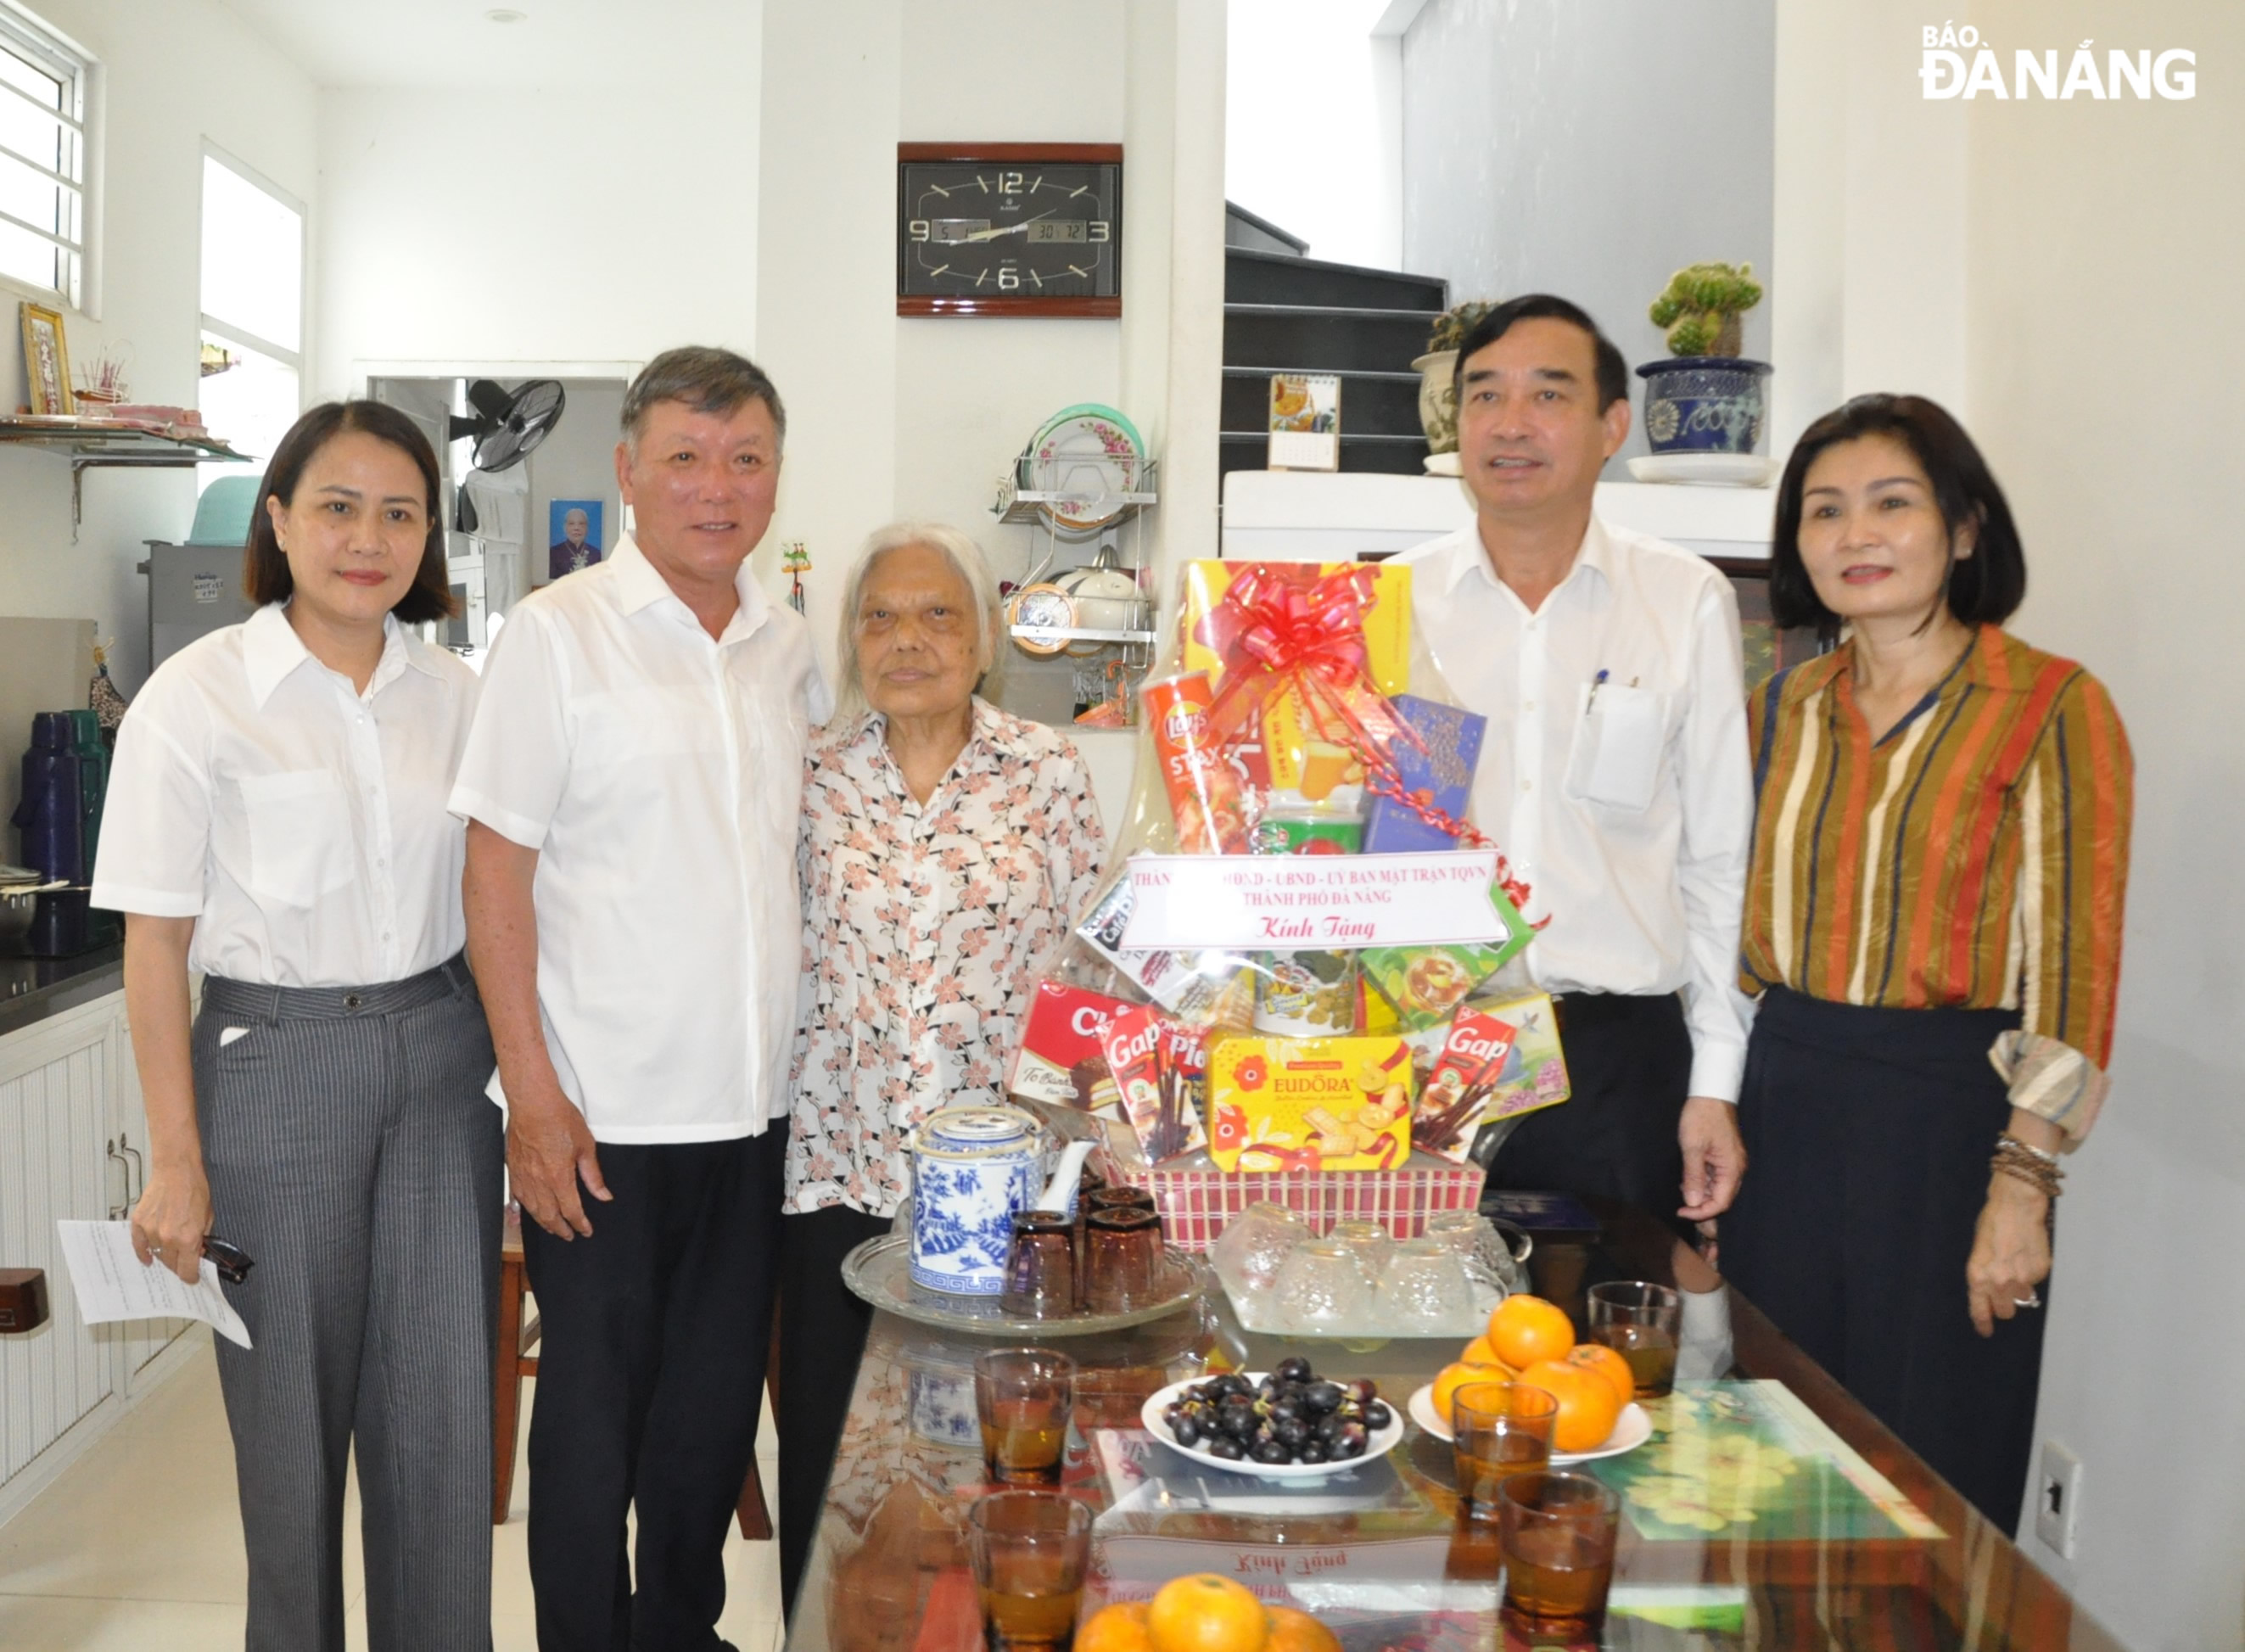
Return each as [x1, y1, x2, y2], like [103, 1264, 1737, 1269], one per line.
[199, 148, 304, 493]
[0, 8, 87, 304]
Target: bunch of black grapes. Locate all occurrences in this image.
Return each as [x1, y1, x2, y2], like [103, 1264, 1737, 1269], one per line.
[1161, 1356, 1395, 1466]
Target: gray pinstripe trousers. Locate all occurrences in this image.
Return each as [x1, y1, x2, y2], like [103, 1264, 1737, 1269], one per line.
[195, 955, 503, 1652]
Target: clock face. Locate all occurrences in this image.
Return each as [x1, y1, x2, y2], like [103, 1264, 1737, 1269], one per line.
[898, 148, 1122, 316]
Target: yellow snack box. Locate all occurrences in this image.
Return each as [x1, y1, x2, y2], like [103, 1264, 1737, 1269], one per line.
[1204, 1035, 1414, 1172]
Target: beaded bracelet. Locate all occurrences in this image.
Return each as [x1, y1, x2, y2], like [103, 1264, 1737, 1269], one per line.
[1991, 1133, 2064, 1199]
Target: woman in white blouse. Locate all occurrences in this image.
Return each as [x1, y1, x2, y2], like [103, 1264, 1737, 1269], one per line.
[92, 402, 500, 1652]
[776, 523, 1106, 1611]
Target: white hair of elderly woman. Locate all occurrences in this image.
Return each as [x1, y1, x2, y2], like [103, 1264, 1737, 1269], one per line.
[835, 520, 1003, 715]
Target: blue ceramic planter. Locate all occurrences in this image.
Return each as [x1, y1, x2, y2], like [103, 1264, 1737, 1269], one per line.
[1636, 357, 1773, 455]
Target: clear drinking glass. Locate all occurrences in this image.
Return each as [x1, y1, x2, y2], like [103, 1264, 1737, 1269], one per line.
[1326, 1218, 1396, 1290]
[1499, 1471, 1621, 1644]
[1587, 1280, 1683, 1398]
[1375, 1238, 1475, 1332]
[1208, 1201, 1308, 1297]
[972, 1348, 1076, 1487]
[1452, 1380, 1559, 1520]
[1270, 1237, 1373, 1333]
[968, 1489, 1094, 1652]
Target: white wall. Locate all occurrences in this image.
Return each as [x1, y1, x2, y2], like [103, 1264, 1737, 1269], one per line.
[1957, 4, 2245, 1645]
[1225, 0, 1402, 269]
[1398, 0, 1776, 462]
[313, 53, 761, 389]
[753, 0, 1224, 830]
[0, 0, 316, 692]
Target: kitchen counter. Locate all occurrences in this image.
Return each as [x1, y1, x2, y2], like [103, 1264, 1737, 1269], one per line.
[0, 943, 125, 1041]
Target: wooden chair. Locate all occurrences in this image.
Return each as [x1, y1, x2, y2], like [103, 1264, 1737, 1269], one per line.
[494, 1207, 779, 1537]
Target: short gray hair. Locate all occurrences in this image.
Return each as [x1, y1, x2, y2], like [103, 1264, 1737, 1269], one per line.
[836, 521, 1002, 716]
[622, 346, 787, 453]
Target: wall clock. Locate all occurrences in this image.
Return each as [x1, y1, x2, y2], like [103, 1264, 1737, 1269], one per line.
[897, 143, 1122, 317]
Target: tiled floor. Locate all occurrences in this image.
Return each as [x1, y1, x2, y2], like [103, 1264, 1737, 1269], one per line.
[0, 1334, 786, 1650]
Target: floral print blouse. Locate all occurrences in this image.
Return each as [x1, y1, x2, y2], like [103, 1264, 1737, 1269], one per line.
[783, 699, 1107, 1215]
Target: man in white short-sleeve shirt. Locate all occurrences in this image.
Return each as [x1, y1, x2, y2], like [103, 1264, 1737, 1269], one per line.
[1397, 295, 1752, 1235]
[453, 347, 831, 1649]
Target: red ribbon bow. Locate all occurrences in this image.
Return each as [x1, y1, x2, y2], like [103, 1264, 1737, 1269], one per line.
[1195, 564, 1410, 766]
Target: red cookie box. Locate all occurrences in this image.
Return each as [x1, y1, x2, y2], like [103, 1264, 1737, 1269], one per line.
[1007, 981, 1134, 1109]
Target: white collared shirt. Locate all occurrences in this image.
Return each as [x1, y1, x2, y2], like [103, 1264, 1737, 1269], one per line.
[449, 534, 833, 1144]
[1396, 518, 1753, 1100]
[92, 602, 479, 988]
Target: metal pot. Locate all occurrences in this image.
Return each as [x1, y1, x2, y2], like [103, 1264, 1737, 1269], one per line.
[0, 865, 44, 946]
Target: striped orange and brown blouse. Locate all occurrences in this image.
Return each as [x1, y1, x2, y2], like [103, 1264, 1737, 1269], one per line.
[1740, 624, 2132, 1140]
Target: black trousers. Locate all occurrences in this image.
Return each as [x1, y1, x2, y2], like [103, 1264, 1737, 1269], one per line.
[1481, 991, 1692, 1224]
[1721, 987, 2046, 1533]
[775, 1203, 891, 1620]
[519, 1128, 787, 1652]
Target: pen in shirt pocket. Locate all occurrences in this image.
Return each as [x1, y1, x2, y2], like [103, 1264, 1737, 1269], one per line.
[1587, 668, 1610, 711]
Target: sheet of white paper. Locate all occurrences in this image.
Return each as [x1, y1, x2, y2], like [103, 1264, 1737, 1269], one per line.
[54, 1220, 253, 1349]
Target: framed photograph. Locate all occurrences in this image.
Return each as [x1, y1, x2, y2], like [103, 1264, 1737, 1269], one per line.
[20, 302, 73, 416]
[548, 499, 604, 580]
[1710, 557, 1835, 694]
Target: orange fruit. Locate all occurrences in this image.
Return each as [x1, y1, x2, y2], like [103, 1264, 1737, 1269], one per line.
[1486, 1295, 1575, 1370]
[1148, 1574, 1268, 1652]
[1430, 1359, 1514, 1431]
[1516, 1358, 1624, 1454]
[1081, 1605, 1156, 1652]
[1263, 1605, 1341, 1652]
[1459, 1333, 1513, 1371]
[1565, 1343, 1633, 1409]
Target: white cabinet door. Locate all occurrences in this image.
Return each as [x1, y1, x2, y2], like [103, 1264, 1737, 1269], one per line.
[0, 1002, 126, 1491]
[108, 1007, 191, 1387]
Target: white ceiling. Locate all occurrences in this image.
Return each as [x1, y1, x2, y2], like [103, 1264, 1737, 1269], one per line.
[217, 0, 761, 89]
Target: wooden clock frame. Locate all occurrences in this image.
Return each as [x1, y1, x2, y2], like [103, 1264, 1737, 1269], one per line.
[896, 142, 1122, 319]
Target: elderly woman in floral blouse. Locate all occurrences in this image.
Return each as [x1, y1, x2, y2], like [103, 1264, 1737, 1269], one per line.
[775, 520, 1106, 1610]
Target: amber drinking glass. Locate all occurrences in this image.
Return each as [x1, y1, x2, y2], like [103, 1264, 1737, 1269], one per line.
[999, 1212, 1078, 1320]
[968, 1490, 1093, 1652]
[1498, 1471, 1621, 1643]
[1082, 1207, 1163, 1313]
[973, 1348, 1076, 1487]
[1452, 1381, 1558, 1520]
[1587, 1280, 1682, 1398]
[1085, 1185, 1157, 1216]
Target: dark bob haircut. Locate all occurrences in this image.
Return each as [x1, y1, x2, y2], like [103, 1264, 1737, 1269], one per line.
[244, 400, 456, 624]
[1452, 294, 1630, 412]
[1769, 393, 2026, 631]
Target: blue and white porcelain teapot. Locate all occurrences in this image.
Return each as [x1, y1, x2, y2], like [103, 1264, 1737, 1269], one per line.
[908, 1103, 1051, 1296]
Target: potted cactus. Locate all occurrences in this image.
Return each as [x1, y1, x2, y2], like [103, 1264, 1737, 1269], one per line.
[1410, 300, 1493, 459]
[1637, 262, 1771, 456]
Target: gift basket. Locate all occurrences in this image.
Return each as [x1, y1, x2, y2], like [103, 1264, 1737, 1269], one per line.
[1004, 558, 1575, 1255]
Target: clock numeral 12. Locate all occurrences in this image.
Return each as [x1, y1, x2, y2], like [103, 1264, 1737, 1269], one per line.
[998, 171, 1024, 194]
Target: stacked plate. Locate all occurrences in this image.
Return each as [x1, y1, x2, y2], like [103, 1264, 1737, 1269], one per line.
[1023, 404, 1145, 535]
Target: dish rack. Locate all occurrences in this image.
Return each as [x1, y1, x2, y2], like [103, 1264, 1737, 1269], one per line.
[1096, 1147, 1486, 1251]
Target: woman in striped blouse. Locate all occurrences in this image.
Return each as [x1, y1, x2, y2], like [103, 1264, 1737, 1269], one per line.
[1722, 394, 2132, 1532]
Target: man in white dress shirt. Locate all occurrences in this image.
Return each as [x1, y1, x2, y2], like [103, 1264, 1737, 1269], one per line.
[1398, 295, 1751, 1230]
[453, 347, 831, 1651]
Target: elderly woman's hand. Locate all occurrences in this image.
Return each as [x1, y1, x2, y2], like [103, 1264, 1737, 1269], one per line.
[1966, 1175, 2052, 1337]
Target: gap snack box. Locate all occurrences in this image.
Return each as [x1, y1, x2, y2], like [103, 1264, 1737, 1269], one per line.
[1008, 982, 1134, 1109]
[1408, 1007, 1521, 1162]
[1100, 1005, 1208, 1163]
[1204, 1035, 1414, 1172]
[1466, 990, 1571, 1122]
[1362, 694, 1488, 854]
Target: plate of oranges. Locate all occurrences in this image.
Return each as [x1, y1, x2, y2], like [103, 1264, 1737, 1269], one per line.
[1407, 1292, 1651, 1464]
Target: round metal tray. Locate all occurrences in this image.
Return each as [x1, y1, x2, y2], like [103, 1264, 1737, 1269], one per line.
[840, 1232, 1206, 1337]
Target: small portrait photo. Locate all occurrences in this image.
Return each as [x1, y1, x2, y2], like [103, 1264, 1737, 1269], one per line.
[548, 499, 603, 580]
[20, 302, 73, 417]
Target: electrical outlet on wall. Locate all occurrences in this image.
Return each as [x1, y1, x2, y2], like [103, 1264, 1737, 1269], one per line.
[2035, 1440, 2083, 1558]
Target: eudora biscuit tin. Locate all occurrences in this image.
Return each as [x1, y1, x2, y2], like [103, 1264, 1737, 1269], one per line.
[1204, 1035, 1414, 1172]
